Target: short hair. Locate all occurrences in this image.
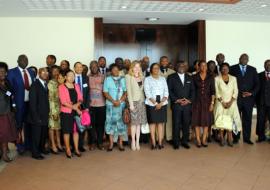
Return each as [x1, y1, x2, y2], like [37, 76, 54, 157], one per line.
[61, 60, 70, 67]
[219, 62, 230, 72]
[74, 61, 83, 68]
[150, 63, 160, 74]
[98, 56, 106, 62]
[90, 60, 98, 67]
[115, 57, 124, 64]
[175, 60, 185, 69]
[47, 55, 56, 63]
[160, 56, 168, 62]
[193, 60, 199, 66]
[28, 66, 38, 75]
[109, 63, 119, 72]
[0, 62, 8, 72]
[264, 59, 270, 65]
[51, 65, 60, 72]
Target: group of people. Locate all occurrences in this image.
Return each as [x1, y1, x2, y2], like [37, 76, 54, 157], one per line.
[0, 53, 269, 162]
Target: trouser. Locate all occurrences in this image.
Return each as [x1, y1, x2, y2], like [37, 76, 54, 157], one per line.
[234, 98, 254, 142]
[31, 124, 48, 156]
[172, 106, 191, 146]
[256, 105, 270, 140]
[88, 106, 106, 145]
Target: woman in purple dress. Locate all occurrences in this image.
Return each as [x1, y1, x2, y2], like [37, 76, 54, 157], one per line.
[192, 61, 215, 148]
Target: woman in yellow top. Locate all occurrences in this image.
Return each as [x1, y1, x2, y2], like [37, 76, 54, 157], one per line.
[48, 65, 63, 153]
[214, 63, 242, 147]
[125, 61, 147, 151]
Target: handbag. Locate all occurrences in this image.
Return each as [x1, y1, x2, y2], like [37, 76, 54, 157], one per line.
[122, 106, 131, 124]
[141, 123, 150, 134]
[215, 114, 233, 131]
[74, 109, 91, 133]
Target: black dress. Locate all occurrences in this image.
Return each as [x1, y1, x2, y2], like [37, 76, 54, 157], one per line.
[60, 86, 78, 134]
[192, 73, 215, 127]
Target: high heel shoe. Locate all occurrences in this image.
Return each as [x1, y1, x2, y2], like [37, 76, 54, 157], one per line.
[119, 146, 125, 151]
[3, 156, 13, 163]
[201, 143, 208, 148]
[65, 153, 72, 159]
[50, 148, 59, 155]
[158, 144, 164, 150]
[75, 152, 81, 157]
[151, 145, 156, 150]
[57, 147, 64, 152]
[196, 143, 201, 148]
[107, 146, 113, 152]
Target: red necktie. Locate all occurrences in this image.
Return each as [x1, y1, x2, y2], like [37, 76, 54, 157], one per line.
[23, 70, 30, 90]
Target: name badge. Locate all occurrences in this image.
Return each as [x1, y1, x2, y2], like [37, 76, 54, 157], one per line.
[83, 83, 88, 88]
[6, 91, 12, 96]
[186, 81, 191, 84]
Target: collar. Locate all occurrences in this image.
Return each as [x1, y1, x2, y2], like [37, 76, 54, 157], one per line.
[75, 74, 82, 77]
[177, 73, 185, 77]
[18, 66, 26, 72]
[38, 78, 46, 86]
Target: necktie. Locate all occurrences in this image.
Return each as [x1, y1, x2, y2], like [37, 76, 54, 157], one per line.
[77, 76, 82, 92]
[102, 68, 105, 75]
[44, 82, 48, 91]
[23, 70, 30, 90]
[241, 66, 246, 77]
[267, 72, 270, 80]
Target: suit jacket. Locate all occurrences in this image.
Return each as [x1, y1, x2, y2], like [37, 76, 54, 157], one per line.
[28, 80, 49, 126]
[81, 75, 90, 109]
[229, 64, 259, 101]
[167, 73, 195, 108]
[59, 84, 83, 113]
[7, 67, 35, 123]
[256, 71, 270, 107]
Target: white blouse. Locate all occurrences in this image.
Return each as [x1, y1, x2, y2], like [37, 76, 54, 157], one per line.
[144, 75, 169, 106]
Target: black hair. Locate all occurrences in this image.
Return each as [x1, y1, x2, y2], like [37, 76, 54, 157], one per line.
[47, 55, 57, 63]
[264, 59, 270, 65]
[28, 66, 38, 76]
[193, 60, 199, 66]
[109, 63, 119, 72]
[160, 56, 168, 62]
[98, 56, 106, 62]
[61, 60, 70, 67]
[175, 60, 185, 69]
[150, 63, 160, 74]
[198, 60, 207, 67]
[219, 62, 230, 72]
[51, 65, 60, 72]
[74, 61, 82, 68]
[115, 57, 124, 64]
[0, 62, 8, 72]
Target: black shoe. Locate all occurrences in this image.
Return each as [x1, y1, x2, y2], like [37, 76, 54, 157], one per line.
[173, 144, 179, 150]
[75, 152, 81, 157]
[57, 147, 64, 152]
[157, 145, 164, 150]
[32, 155, 44, 160]
[66, 153, 72, 159]
[151, 145, 156, 150]
[201, 143, 208, 148]
[244, 140, 254, 145]
[119, 147, 125, 151]
[41, 150, 50, 155]
[257, 138, 266, 143]
[107, 148, 113, 152]
[79, 147, 86, 152]
[181, 143, 190, 149]
[233, 139, 239, 144]
[196, 143, 201, 148]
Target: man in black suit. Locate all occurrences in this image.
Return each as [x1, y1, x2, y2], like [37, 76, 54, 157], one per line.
[28, 68, 49, 160]
[98, 56, 109, 76]
[74, 62, 89, 152]
[167, 61, 195, 149]
[230, 54, 259, 145]
[256, 60, 270, 142]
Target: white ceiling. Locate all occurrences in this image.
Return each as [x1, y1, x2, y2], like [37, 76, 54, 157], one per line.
[0, 0, 270, 24]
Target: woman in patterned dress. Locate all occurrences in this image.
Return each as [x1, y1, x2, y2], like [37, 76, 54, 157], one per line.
[48, 65, 63, 154]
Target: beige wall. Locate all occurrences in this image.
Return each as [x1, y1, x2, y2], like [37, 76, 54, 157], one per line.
[0, 17, 94, 69]
[206, 20, 270, 73]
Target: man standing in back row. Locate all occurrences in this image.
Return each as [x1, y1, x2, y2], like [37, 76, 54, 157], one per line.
[230, 54, 259, 145]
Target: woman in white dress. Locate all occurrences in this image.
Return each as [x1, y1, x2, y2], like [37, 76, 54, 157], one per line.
[214, 63, 242, 147]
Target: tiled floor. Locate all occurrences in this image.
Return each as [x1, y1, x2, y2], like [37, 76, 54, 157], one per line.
[0, 128, 270, 190]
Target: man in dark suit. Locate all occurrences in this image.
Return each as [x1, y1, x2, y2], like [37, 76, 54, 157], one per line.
[74, 62, 89, 152]
[28, 68, 49, 160]
[256, 60, 270, 142]
[230, 54, 259, 145]
[7, 54, 35, 154]
[167, 61, 195, 149]
[98, 56, 109, 76]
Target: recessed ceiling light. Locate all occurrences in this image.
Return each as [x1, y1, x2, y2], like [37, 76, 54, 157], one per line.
[121, 5, 127, 9]
[261, 4, 267, 8]
[198, 8, 205, 12]
[146, 17, 160, 21]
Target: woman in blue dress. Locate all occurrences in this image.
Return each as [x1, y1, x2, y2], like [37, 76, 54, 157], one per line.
[103, 64, 127, 151]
